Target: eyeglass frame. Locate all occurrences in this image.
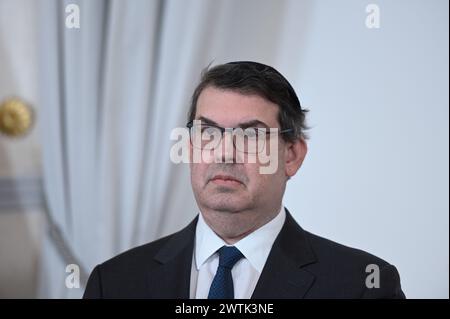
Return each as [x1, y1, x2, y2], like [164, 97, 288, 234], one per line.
[186, 120, 293, 154]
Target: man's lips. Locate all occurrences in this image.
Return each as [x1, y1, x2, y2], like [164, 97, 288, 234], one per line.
[210, 175, 243, 186]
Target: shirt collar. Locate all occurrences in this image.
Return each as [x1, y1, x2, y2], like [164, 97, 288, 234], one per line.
[195, 205, 286, 273]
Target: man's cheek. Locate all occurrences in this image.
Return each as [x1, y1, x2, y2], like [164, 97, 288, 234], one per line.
[192, 165, 208, 185]
[203, 150, 217, 164]
[249, 147, 279, 175]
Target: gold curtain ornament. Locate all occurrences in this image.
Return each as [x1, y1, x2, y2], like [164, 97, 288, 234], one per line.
[0, 98, 34, 137]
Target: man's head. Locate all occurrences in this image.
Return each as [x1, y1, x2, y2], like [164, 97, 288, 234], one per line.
[187, 61, 308, 242]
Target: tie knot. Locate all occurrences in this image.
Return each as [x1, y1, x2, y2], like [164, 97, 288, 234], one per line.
[218, 246, 244, 269]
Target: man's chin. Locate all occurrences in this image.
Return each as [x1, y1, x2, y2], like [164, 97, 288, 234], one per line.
[202, 196, 248, 212]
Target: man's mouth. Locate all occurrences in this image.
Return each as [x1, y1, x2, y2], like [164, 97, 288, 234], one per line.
[210, 174, 243, 187]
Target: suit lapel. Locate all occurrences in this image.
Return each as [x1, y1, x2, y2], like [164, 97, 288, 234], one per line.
[251, 210, 317, 299]
[148, 217, 198, 298]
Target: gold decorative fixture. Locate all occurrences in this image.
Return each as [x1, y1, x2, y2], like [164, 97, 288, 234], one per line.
[0, 97, 34, 137]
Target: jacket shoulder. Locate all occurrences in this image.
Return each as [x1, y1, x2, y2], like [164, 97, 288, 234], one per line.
[301, 230, 404, 298]
[305, 230, 390, 268]
[83, 218, 197, 299]
[100, 233, 174, 271]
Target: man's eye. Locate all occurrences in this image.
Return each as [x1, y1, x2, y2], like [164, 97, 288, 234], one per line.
[243, 128, 261, 138]
[201, 126, 218, 135]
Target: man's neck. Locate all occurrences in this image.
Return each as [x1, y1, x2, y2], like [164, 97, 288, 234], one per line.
[199, 204, 282, 244]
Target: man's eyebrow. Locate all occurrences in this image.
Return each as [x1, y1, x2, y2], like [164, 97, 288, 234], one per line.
[237, 119, 270, 129]
[195, 116, 270, 128]
[196, 116, 219, 126]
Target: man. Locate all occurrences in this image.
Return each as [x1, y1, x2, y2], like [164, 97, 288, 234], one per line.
[84, 61, 405, 299]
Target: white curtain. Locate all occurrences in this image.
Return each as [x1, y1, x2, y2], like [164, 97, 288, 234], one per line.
[36, 0, 308, 298]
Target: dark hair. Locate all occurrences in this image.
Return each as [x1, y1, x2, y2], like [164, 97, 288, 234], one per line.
[188, 61, 309, 141]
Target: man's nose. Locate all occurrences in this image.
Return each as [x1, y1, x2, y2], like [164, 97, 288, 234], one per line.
[215, 131, 236, 163]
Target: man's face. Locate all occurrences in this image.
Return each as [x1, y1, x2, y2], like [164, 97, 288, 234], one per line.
[189, 86, 290, 215]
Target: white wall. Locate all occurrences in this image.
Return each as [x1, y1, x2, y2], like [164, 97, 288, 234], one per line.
[282, 0, 449, 298]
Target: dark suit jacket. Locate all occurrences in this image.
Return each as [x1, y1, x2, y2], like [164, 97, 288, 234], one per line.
[83, 209, 405, 299]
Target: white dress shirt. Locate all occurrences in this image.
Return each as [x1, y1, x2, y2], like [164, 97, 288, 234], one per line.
[190, 206, 286, 299]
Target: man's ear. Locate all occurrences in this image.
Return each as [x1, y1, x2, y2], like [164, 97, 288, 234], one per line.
[284, 138, 307, 178]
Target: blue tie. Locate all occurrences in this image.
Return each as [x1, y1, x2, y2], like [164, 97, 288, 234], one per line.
[208, 246, 244, 299]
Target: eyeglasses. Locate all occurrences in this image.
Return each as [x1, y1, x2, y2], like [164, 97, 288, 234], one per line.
[186, 120, 293, 154]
